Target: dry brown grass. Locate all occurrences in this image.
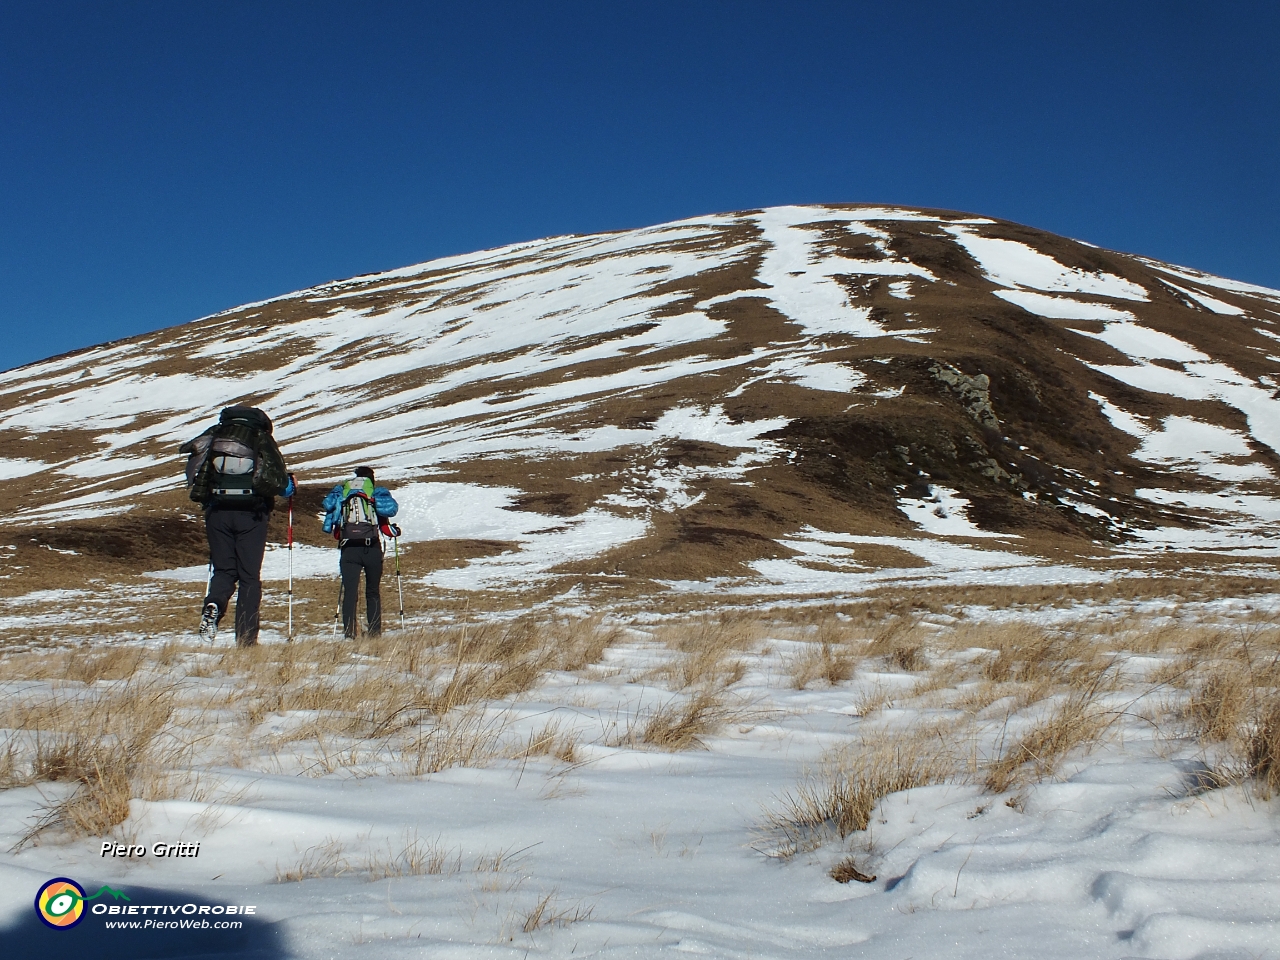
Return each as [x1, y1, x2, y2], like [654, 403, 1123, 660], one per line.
[514, 719, 580, 764]
[760, 605, 1280, 859]
[0, 643, 153, 683]
[2, 614, 626, 846]
[1247, 693, 1280, 799]
[864, 617, 927, 673]
[790, 642, 858, 689]
[363, 831, 463, 880]
[9, 596, 1280, 867]
[984, 690, 1112, 794]
[764, 727, 955, 857]
[1174, 623, 1280, 796]
[654, 615, 758, 689]
[850, 683, 895, 717]
[789, 617, 861, 689]
[553, 616, 625, 672]
[910, 658, 966, 700]
[637, 687, 735, 751]
[225, 619, 619, 768]
[408, 708, 507, 776]
[1184, 665, 1252, 742]
[275, 831, 469, 883]
[1122, 623, 1227, 655]
[275, 837, 350, 882]
[6, 679, 187, 849]
[519, 889, 594, 934]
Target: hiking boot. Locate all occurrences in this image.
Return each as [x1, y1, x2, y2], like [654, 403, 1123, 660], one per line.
[198, 603, 220, 641]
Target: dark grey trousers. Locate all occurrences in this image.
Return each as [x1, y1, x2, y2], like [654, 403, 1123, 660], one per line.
[340, 542, 383, 638]
[204, 508, 269, 645]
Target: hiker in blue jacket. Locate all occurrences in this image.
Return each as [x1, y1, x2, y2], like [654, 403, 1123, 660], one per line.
[323, 466, 399, 638]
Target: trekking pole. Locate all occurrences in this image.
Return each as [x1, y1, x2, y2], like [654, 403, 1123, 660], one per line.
[393, 531, 405, 630]
[287, 493, 294, 642]
[202, 562, 215, 641]
[332, 578, 343, 639]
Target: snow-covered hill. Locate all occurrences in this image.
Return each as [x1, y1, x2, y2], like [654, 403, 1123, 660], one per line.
[5, 203, 1280, 599]
[4, 206, 1280, 960]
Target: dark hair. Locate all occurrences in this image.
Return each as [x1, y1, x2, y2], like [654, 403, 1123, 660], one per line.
[354, 466, 375, 481]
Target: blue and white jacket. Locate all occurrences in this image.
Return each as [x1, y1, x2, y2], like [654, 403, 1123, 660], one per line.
[322, 483, 399, 534]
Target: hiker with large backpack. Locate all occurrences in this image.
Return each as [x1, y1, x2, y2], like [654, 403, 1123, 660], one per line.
[322, 466, 400, 638]
[180, 406, 296, 646]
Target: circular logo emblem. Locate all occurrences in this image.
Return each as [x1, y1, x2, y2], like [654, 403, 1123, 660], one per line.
[36, 877, 86, 929]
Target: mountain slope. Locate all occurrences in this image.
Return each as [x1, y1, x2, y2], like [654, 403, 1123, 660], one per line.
[4, 203, 1280, 610]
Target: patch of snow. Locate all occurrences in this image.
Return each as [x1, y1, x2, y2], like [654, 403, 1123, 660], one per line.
[1089, 357, 1280, 457]
[1060, 497, 1116, 522]
[1135, 488, 1280, 521]
[1092, 393, 1272, 482]
[1137, 416, 1271, 481]
[387, 482, 643, 589]
[1091, 392, 1150, 438]
[649, 404, 788, 449]
[769, 357, 866, 393]
[1079, 321, 1209, 363]
[994, 289, 1137, 321]
[0, 458, 46, 481]
[737, 526, 1089, 596]
[898, 485, 1009, 538]
[57, 454, 171, 479]
[1163, 280, 1248, 316]
[726, 354, 867, 397]
[1145, 259, 1280, 301]
[946, 225, 1149, 300]
[152, 543, 339, 583]
[751, 207, 938, 339]
[425, 509, 648, 589]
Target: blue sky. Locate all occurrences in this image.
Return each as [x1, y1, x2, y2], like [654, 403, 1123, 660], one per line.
[1, 1, 1277, 371]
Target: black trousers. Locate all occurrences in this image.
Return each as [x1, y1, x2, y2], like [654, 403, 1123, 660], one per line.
[204, 508, 269, 645]
[340, 542, 383, 638]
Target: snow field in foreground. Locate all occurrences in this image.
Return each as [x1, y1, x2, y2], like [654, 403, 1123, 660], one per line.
[2, 597, 1280, 958]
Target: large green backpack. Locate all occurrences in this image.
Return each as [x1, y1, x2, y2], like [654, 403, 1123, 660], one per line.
[181, 407, 288, 506]
[339, 477, 380, 542]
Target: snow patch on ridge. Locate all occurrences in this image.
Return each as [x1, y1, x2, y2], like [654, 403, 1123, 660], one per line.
[995, 289, 1137, 321]
[1163, 280, 1248, 316]
[947, 225, 1149, 300]
[1144, 259, 1280, 301]
[750, 206, 939, 339]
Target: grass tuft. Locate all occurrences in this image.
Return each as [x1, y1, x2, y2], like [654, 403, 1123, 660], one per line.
[519, 889, 594, 934]
[1247, 693, 1280, 799]
[765, 729, 953, 856]
[984, 691, 1111, 794]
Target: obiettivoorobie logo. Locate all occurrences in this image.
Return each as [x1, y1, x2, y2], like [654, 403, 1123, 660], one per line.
[35, 877, 130, 930]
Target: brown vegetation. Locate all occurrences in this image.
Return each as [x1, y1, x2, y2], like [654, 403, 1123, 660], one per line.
[762, 605, 1280, 867]
[764, 729, 953, 856]
[1, 616, 625, 848]
[6, 593, 1280, 866]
